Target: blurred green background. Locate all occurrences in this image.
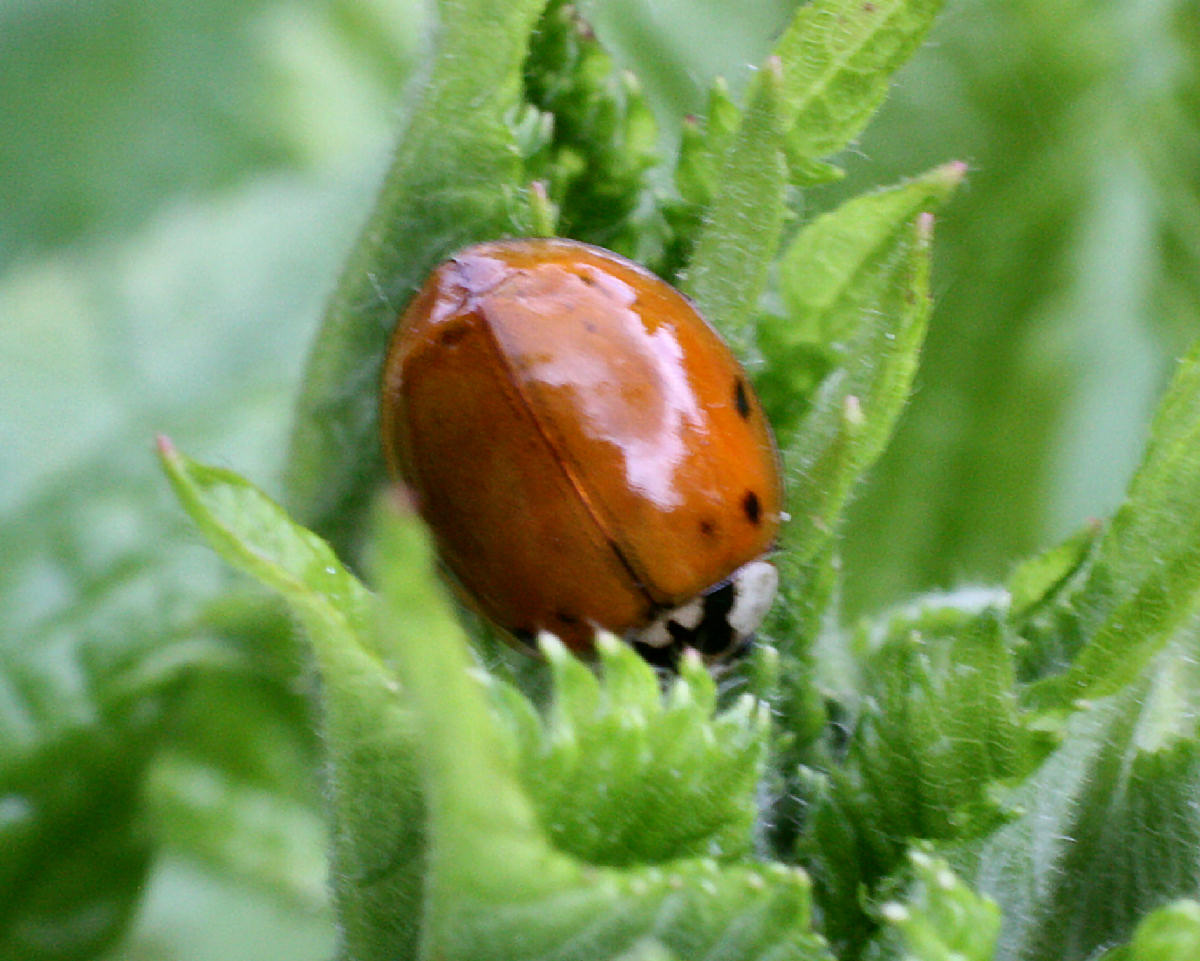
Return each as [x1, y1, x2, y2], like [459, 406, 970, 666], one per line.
[1, 0, 1196, 957]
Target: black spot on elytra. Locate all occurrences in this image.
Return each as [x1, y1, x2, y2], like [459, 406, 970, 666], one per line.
[437, 324, 470, 348]
[698, 518, 718, 539]
[554, 609, 580, 626]
[743, 490, 762, 526]
[734, 378, 752, 419]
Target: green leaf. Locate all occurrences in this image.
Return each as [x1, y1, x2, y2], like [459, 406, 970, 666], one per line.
[872, 851, 1001, 961]
[958, 646, 1200, 961]
[673, 80, 740, 209]
[799, 595, 1051, 952]
[773, 0, 944, 179]
[836, 0, 1189, 619]
[0, 159, 367, 956]
[135, 656, 327, 910]
[157, 440, 424, 961]
[372, 506, 832, 961]
[159, 439, 373, 635]
[767, 164, 963, 570]
[0, 796, 151, 961]
[860, 601, 1049, 830]
[680, 0, 946, 344]
[522, 0, 662, 255]
[98, 855, 335, 961]
[1006, 521, 1104, 683]
[778, 164, 964, 349]
[282, 0, 550, 557]
[757, 168, 962, 867]
[1007, 521, 1103, 626]
[142, 752, 328, 908]
[1106, 900, 1200, 961]
[683, 57, 789, 352]
[1027, 341, 1200, 711]
[0, 464, 249, 961]
[657, 79, 743, 277]
[758, 539, 841, 758]
[492, 635, 767, 866]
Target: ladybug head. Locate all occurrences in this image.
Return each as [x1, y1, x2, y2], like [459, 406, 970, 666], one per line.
[631, 557, 778, 667]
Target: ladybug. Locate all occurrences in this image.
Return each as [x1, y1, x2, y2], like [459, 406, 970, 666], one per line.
[380, 238, 783, 664]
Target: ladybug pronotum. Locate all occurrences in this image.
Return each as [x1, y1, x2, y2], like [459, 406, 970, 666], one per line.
[380, 238, 783, 665]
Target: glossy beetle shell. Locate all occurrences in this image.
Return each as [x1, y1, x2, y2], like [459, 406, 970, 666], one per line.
[380, 238, 782, 655]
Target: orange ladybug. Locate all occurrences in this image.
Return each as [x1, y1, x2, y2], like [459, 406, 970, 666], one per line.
[380, 238, 783, 664]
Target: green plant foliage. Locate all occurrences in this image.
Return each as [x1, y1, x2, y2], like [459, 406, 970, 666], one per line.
[868, 850, 1001, 961]
[1104, 900, 1200, 961]
[372, 507, 833, 961]
[799, 596, 1051, 952]
[661, 79, 741, 277]
[950, 376, 1200, 955]
[1026, 341, 1200, 711]
[838, 0, 1200, 617]
[682, 56, 789, 355]
[0, 162, 367, 959]
[159, 441, 424, 961]
[160, 445, 833, 958]
[521, 0, 661, 255]
[774, 0, 944, 183]
[152, 0, 960, 951]
[0, 460, 239, 961]
[141, 748, 328, 908]
[157, 0, 1200, 956]
[765, 163, 962, 540]
[8, 0, 1200, 958]
[752, 166, 962, 842]
[492, 634, 767, 865]
[685, 0, 945, 351]
[955, 671, 1200, 961]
